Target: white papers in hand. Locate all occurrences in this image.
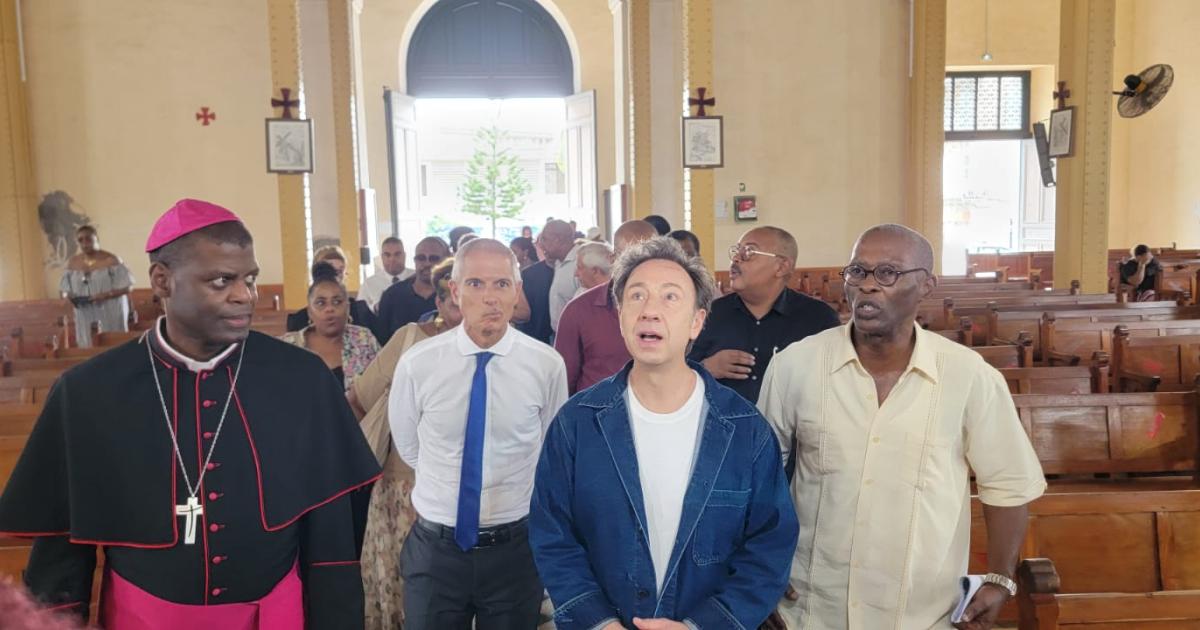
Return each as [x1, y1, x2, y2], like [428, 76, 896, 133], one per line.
[951, 575, 985, 623]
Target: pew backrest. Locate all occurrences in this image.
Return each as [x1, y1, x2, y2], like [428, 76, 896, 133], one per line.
[1112, 328, 1200, 392]
[1001, 356, 1109, 395]
[1017, 558, 1200, 629]
[1012, 390, 1200, 476]
[1041, 315, 1200, 366]
[973, 333, 1033, 369]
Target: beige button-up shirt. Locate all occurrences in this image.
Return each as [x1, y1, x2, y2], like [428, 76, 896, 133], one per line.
[758, 324, 1046, 630]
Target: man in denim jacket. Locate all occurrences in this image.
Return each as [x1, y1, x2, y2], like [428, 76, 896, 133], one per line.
[530, 237, 798, 630]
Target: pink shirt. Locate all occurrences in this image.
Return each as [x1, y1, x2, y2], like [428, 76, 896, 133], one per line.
[554, 282, 631, 394]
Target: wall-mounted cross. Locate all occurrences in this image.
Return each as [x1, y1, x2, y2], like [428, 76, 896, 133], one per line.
[195, 107, 216, 126]
[271, 88, 300, 120]
[1053, 81, 1072, 110]
[688, 87, 716, 117]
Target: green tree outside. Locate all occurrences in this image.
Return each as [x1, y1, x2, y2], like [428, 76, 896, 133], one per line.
[457, 126, 532, 238]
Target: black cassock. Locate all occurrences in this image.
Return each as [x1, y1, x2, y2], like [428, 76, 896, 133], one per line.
[0, 325, 381, 628]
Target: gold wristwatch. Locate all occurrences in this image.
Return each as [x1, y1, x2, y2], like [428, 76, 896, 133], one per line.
[983, 572, 1018, 598]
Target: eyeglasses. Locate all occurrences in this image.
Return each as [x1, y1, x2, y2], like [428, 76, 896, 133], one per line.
[413, 254, 444, 264]
[840, 264, 930, 287]
[728, 244, 782, 262]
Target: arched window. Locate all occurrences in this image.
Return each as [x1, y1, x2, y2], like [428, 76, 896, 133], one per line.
[407, 0, 573, 98]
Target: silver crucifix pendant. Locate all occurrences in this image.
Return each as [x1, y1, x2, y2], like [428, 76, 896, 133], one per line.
[175, 496, 204, 545]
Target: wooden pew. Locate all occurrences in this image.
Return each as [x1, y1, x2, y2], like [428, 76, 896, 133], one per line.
[2, 356, 88, 377]
[0, 405, 39, 436]
[988, 303, 1200, 363]
[1041, 315, 1200, 366]
[1000, 353, 1109, 394]
[927, 317, 975, 346]
[0, 537, 32, 585]
[922, 290, 1104, 333]
[967, 251, 1052, 282]
[1112, 328, 1200, 392]
[0, 374, 57, 406]
[973, 332, 1034, 369]
[1016, 557, 1200, 630]
[1012, 390, 1198, 477]
[968, 389, 1200, 625]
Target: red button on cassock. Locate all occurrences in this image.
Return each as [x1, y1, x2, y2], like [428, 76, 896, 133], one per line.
[203, 432, 214, 439]
[209, 523, 220, 533]
[208, 492, 218, 501]
[211, 588, 222, 597]
[206, 463, 217, 471]
[212, 556, 223, 565]
[202, 400, 216, 408]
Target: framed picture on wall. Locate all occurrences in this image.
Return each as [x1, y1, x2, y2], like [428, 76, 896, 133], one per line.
[734, 195, 757, 221]
[1047, 107, 1074, 158]
[266, 118, 314, 173]
[682, 116, 724, 168]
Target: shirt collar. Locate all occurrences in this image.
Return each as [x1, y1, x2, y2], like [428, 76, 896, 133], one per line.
[831, 322, 939, 383]
[733, 288, 792, 318]
[152, 317, 239, 373]
[454, 323, 516, 357]
[592, 281, 615, 308]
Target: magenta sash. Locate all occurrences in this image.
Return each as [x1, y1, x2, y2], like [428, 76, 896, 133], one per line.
[100, 564, 304, 630]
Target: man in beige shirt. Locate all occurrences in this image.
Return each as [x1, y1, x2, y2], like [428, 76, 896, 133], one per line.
[758, 224, 1046, 630]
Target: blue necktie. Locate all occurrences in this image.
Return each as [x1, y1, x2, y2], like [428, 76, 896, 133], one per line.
[455, 351, 494, 551]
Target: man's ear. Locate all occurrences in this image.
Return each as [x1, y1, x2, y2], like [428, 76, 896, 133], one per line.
[776, 257, 795, 279]
[919, 272, 938, 300]
[690, 308, 708, 340]
[149, 262, 173, 300]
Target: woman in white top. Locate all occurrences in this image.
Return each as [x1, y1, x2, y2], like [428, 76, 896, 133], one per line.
[59, 225, 133, 348]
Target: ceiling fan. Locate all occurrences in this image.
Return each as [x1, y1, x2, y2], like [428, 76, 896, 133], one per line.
[1113, 64, 1174, 118]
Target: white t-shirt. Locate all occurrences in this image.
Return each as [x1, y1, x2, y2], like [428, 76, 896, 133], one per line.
[626, 371, 706, 594]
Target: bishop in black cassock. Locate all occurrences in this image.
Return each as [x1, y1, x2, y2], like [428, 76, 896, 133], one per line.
[0, 199, 381, 629]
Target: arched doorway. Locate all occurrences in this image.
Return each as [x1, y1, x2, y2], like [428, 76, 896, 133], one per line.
[385, 0, 596, 244]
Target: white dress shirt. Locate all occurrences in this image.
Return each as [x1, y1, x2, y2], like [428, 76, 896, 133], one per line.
[549, 244, 580, 332]
[359, 268, 415, 312]
[389, 325, 568, 527]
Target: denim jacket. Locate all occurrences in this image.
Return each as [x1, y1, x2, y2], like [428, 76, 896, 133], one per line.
[530, 362, 798, 629]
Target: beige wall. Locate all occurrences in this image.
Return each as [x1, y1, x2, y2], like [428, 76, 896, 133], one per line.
[1110, 0, 1200, 250]
[648, 0, 683, 226]
[359, 0, 615, 239]
[22, 0, 284, 291]
[946, 0, 1059, 67]
[1108, 0, 1134, 246]
[710, 0, 909, 267]
[300, 0, 342, 246]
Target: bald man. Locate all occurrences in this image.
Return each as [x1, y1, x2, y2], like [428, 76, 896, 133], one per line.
[554, 220, 658, 394]
[539, 220, 582, 333]
[758, 224, 1045, 630]
[689, 226, 840, 402]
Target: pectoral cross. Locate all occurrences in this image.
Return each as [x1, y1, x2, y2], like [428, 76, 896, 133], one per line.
[176, 497, 204, 545]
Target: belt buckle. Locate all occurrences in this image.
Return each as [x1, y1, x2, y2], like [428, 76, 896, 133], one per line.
[477, 528, 500, 547]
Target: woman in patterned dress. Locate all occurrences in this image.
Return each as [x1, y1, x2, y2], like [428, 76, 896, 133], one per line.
[59, 225, 134, 348]
[279, 261, 380, 390]
[348, 259, 461, 630]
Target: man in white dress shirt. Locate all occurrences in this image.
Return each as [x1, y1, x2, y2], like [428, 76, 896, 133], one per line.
[359, 236, 414, 312]
[388, 237, 568, 630]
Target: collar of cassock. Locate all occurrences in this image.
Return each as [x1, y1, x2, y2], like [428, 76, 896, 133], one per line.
[148, 316, 240, 373]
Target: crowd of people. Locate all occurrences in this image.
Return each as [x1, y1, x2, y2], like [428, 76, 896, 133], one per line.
[1, 199, 1050, 630]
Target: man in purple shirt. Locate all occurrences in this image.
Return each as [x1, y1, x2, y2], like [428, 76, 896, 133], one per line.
[554, 220, 657, 394]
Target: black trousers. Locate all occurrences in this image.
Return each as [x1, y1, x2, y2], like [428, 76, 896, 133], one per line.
[401, 518, 543, 630]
